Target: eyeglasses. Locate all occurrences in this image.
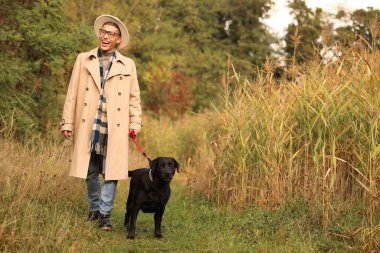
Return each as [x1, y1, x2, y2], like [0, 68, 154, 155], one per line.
[99, 29, 120, 38]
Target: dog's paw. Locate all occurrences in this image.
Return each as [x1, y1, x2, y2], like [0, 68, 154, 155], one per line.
[154, 233, 163, 239]
[127, 234, 135, 240]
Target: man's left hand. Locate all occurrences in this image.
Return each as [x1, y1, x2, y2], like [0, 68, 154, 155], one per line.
[129, 129, 139, 139]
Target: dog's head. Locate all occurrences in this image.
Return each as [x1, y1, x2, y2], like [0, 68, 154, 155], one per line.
[150, 157, 180, 183]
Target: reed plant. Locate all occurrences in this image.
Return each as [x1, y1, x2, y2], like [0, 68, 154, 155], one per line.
[189, 41, 380, 250]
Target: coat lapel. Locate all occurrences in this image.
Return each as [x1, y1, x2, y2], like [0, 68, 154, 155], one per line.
[106, 51, 132, 80]
[85, 49, 132, 90]
[85, 48, 101, 92]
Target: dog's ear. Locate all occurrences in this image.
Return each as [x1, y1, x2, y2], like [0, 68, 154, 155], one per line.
[172, 158, 180, 173]
[149, 158, 160, 179]
[149, 158, 157, 170]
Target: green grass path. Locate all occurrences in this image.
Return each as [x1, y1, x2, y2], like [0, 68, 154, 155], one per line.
[0, 141, 364, 252]
[80, 181, 255, 252]
[75, 179, 335, 253]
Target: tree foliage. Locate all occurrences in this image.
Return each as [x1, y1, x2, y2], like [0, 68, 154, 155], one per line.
[335, 8, 380, 48]
[144, 66, 192, 119]
[284, 0, 324, 63]
[0, 0, 91, 137]
[0, 0, 275, 136]
[3, 0, 378, 137]
[64, 0, 274, 112]
[284, 1, 380, 63]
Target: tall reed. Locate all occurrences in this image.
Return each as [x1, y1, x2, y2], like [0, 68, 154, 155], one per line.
[190, 43, 380, 249]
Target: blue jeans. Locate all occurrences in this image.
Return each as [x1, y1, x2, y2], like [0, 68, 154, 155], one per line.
[86, 152, 118, 215]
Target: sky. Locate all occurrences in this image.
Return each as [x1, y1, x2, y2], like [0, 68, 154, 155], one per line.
[264, 0, 380, 36]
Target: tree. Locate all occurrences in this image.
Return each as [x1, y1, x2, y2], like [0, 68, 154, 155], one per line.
[335, 8, 380, 48]
[64, 0, 274, 112]
[213, 0, 274, 65]
[144, 66, 192, 119]
[284, 0, 324, 63]
[0, 0, 277, 137]
[0, 0, 91, 137]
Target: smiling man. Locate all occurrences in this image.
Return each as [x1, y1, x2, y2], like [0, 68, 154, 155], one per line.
[60, 15, 142, 231]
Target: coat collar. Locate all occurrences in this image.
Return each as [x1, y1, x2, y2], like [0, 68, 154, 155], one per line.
[84, 47, 132, 91]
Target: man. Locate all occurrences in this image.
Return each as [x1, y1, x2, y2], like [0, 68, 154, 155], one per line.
[60, 14, 142, 231]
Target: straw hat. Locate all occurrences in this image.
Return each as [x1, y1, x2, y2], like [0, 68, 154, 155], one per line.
[94, 14, 129, 49]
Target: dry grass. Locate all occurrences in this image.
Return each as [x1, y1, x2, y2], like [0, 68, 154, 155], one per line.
[0, 133, 148, 252]
[188, 43, 380, 250]
[0, 135, 88, 252]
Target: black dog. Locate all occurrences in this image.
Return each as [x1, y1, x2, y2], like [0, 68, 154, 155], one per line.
[124, 157, 179, 239]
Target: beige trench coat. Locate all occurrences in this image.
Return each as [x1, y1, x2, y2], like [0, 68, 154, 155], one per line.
[60, 47, 142, 180]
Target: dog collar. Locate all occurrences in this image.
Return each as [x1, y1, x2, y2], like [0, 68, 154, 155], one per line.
[149, 169, 153, 182]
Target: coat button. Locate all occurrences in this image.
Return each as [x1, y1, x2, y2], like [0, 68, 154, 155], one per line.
[117, 123, 120, 127]
[86, 87, 89, 91]
[82, 119, 85, 122]
[119, 76, 123, 80]
[118, 92, 121, 96]
[117, 108, 121, 111]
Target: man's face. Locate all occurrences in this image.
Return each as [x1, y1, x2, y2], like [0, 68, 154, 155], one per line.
[98, 24, 121, 52]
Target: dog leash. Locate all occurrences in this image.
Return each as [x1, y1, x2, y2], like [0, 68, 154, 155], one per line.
[129, 131, 152, 163]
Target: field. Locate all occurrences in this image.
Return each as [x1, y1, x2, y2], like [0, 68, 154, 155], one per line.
[1, 36, 380, 253]
[0, 138, 369, 252]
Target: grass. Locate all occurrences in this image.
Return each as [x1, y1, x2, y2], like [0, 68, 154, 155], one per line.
[187, 43, 380, 250]
[0, 137, 368, 252]
[2, 32, 380, 253]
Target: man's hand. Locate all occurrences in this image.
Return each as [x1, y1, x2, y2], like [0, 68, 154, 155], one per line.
[129, 129, 139, 139]
[62, 130, 72, 140]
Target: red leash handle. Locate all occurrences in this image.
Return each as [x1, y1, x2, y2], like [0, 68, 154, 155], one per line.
[129, 130, 152, 162]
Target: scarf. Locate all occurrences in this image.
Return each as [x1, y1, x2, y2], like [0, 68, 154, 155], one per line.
[89, 49, 116, 157]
